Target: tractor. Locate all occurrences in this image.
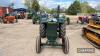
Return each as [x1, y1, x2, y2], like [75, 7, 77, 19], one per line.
[36, 5, 69, 54]
[32, 13, 40, 24]
[27, 10, 40, 24]
[3, 13, 18, 24]
[77, 13, 89, 24]
[77, 16, 89, 24]
[82, 14, 100, 48]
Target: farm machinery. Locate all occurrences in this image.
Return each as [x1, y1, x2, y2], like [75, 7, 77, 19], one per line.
[77, 14, 89, 24]
[82, 14, 100, 48]
[77, 16, 88, 24]
[3, 13, 18, 24]
[27, 10, 40, 24]
[36, 5, 69, 54]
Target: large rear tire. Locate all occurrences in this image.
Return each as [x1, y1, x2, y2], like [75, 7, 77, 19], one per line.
[36, 37, 41, 53]
[40, 24, 46, 38]
[59, 23, 66, 38]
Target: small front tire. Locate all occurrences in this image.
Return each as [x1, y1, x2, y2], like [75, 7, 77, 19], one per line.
[36, 37, 41, 53]
[62, 36, 69, 54]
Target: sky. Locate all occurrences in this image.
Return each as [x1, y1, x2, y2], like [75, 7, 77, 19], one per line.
[39, 0, 100, 9]
[0, 0, 25, 9]
[0, 0, 100, 9]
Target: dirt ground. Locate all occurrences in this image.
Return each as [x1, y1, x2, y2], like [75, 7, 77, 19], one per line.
[0, 18, 100, 56]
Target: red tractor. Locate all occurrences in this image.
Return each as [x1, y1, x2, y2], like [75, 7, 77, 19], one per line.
[77, 16, 89, 24]
[3, 14, 17, 24]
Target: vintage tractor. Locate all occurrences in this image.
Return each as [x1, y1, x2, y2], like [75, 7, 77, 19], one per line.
[82, 14, 100, 48]
[27, 10, 40, 24]
[36, 5, 69, 54]
[32, 13, 40, 24]
[27, 12, 33, 19]
[77, 16, 89, 24]
[3, 13, 18, 24]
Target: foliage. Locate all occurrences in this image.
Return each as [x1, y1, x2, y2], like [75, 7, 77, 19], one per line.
[31, 0, 40, 12]
[81, 1, 96, 13]
[67, 0, 96, 15]
[67, 0, 81, 15]
[25, 0, 40, 12]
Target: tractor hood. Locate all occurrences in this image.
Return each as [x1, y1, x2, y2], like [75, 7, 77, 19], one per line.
[40, 17, 65, 24]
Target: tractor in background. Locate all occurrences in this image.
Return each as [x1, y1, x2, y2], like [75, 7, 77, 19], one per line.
[3, 13, 18, 24]
[82, 14, 100, 48]
[27, 10, 40, 24]
[77, 14, 89, 24]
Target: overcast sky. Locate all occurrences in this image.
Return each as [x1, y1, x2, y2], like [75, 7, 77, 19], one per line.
[0, 0, 100, 9]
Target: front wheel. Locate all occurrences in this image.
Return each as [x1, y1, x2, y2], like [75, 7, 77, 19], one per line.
[36, 37, 41, 53]
[62, 36, 69, 54]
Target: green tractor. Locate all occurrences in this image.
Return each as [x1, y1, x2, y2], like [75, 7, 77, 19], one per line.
[32, 13, 40, 24]
[27, 10, 40, 24]
[36, 5, 69, 54]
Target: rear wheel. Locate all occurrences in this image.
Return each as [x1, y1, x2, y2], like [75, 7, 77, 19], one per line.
[33, 21, 36, 24]
[32, 19, 36, 24]
[40, 24, 46, 38]
[36, 37, 41, 53]
[62, 36, 69, 54]
[67, 18, 70, 25]
[59, 23, 66, 38]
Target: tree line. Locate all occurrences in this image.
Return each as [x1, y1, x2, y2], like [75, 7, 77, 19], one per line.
[24, 0, 99, 15]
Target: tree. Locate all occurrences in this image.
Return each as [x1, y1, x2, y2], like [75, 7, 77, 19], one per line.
[81, 1, 96, 13]
[87, 6, 96, 13]
[95, 4, 100, 10]
[24, 0, 32, 9]
[25, 0, 40, 12]
[95, 4, 100, 13]
[67, 0, 81, 15]
[67, 0, 96, 15]
[31, 0, 40, 12]
[40, 6, 51, 13]
[81, 1, 88, 13]
[50, 9, 57, 14]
